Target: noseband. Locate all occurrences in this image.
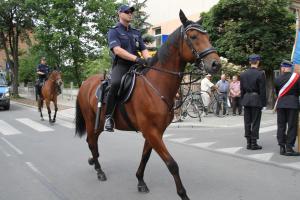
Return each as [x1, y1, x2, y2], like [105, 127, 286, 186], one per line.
[182, 24, 217, 67]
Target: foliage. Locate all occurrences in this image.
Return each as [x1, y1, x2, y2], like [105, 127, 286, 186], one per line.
[0, 0, 37, 95]
[82, 47, 112, 79]
[220, 57, 246, 78]
[200, 0, 295, 73]
[33, 0, 118, 86]
[129, 0, 154, 44]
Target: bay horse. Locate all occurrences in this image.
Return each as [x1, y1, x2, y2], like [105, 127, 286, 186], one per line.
[38, 70, 63, 123]
[75, 10, 221, 200]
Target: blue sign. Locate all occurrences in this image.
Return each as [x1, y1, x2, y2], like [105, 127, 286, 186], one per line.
[162, 35, 169, 43]
[293, 29, 300, 64]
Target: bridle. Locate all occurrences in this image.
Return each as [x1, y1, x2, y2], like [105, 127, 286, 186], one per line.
[182, 23, 217, 71]
[135, 23, 218, 111]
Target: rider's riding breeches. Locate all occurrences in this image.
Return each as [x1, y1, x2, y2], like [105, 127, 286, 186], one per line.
[105, 63, 131, 117]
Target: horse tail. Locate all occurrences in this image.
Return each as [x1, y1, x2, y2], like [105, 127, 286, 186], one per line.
[75, 98, 86, 137]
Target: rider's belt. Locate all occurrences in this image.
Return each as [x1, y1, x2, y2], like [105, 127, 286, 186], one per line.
[246, 92, 259, 95]
[220, 91, 227, 94]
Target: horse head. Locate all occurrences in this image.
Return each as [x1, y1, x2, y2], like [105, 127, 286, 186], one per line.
[48, 70, 63, 87]
[179, 10, 221, 74]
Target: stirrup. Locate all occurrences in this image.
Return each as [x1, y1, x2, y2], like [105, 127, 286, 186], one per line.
[104, 117, 114, 132]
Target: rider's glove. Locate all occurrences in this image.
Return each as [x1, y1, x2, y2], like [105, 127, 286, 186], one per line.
[135, 57, 147, 66]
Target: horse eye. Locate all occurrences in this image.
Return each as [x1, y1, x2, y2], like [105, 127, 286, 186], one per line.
[190, 35, 198, 40]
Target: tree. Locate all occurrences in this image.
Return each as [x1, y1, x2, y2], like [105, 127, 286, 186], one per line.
[128, 0, 154, 44]
[201, 0, 295, 106]
[34, 0, 118, 87]
[0, 0, 36, 96]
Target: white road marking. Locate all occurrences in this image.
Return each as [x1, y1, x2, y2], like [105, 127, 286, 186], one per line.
[0, 120, 21, 135]
[1, 137, 23, 155]
[25, 162, 50, 182]
[260, 125, 277, 133]
[16, 118, 54, 132]
[163, 134, 175, 138]
[190, 142, 216, 148]
[216, 147, 243, 154]
[56, 119, 74, 129]
[282, 162, 300, 170]
[248, 153, 274, 161]
[168, 137, 192, 143]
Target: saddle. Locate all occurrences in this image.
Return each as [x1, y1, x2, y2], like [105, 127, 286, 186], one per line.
[96, 66, 136, 104]
[94, 66, 138, 131]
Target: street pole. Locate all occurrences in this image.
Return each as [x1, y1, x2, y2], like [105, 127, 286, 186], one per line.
[296, 9, 300, 152]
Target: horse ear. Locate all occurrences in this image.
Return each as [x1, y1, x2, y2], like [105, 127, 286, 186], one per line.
[179, 9, 188, 27]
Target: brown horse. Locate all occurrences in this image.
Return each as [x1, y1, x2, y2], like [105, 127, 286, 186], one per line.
[38, 70, 63, 123]
[75, 10, 221, 200]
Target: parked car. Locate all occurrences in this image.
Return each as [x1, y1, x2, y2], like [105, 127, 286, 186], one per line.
[0, 73, 10, 110]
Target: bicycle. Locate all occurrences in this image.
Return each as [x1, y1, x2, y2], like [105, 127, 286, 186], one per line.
[181, 91, 205, 121]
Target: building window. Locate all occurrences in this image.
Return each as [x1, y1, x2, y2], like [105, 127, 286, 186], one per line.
[153, 27, 162, 47]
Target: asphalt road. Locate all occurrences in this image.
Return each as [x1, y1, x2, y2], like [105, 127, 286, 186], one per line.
[0, 102, 300, 200]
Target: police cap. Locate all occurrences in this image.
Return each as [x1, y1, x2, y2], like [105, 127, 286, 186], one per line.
[248, 54, 261, 62]
[118, 4, 135, 13]
[280, 60, 293, 68]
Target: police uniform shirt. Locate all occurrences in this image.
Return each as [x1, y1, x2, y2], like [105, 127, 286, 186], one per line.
[37, 64, 49, 78]
[274, 72, 300, 109]
[108, 22, 146, 57]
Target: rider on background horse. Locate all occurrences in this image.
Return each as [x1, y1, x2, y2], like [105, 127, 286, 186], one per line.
[36, 57, 50, 99]
[105, 4, 151, 132]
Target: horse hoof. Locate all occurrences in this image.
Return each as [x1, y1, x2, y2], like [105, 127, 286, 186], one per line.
[52, 119, 56, 123]
[97, 171, 107, 181]
[88, 157, 95, 165]
[41, 118, 44, 121]
[138, 183, 149, 193]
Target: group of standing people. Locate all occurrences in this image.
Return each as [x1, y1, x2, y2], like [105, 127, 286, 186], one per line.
[200, 72, 242, 117]
[240, 54, 299, 156]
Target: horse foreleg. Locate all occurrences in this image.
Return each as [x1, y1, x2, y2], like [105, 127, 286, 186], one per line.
[86, 120, 106, 181]
[136, 140, 152, 193]
[144, 130, 190, 200]
[45, 100, 52, 123]
[52, 99, 58, 123]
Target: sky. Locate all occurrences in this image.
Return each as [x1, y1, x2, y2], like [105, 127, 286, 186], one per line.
[143, 0, 219, 24]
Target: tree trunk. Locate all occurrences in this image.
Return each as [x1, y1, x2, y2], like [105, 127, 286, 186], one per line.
[265, 70, 275, 109]
[11, 28, 19, 96]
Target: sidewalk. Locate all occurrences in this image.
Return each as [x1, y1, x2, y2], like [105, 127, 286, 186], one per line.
[169, 110, 276, 128]
[15, 90, 276, 128]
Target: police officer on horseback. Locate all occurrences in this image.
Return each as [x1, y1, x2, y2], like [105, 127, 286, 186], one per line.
[105, 4, 151, 132]
[36, 57, 50, 98]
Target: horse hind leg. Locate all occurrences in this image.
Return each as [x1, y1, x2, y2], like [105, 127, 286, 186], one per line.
[144, 129, 190, 200]
[136, 140, 152, 193]
[38, 98, 44, 121]
[85, 120, 106, 181]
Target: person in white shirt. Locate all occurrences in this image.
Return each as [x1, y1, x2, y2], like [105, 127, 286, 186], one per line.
[200, 74, 215, 115]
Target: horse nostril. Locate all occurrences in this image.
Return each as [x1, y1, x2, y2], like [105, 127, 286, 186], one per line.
[212, 60, 221, 72]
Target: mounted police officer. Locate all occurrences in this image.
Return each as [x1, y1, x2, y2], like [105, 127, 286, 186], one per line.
[274, 60, 300, 156]
[36, 57, 50, 98]
[240, 54, 266, 150]
[105, 4, 151, 132]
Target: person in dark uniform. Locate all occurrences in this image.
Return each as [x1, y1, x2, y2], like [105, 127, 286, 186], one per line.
[105, 4, 150, 132]
[274, 60, 300, 156]
[240, 54, 266, 150]
[36, 57, 50, 98]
